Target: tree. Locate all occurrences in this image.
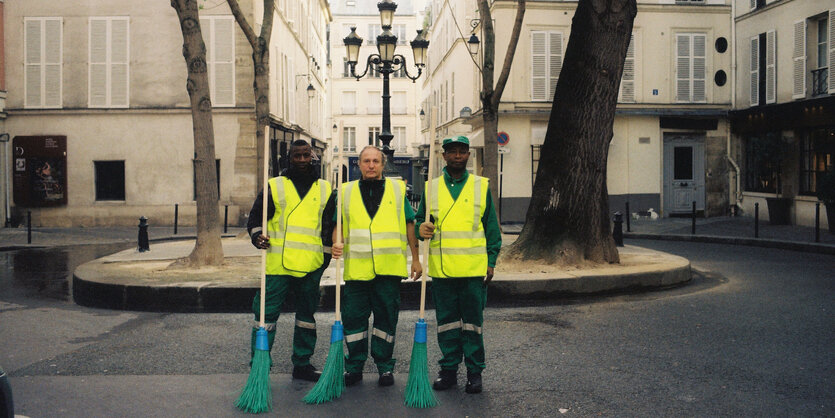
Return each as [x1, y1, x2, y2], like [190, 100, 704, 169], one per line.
[226, 0, 275, 188]
[477, 0, 526, 222]
[502, 0, 637, 265]
[172, 0, 224, 266]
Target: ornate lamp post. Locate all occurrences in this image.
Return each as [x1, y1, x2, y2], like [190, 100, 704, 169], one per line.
[343, 0, 429, 177]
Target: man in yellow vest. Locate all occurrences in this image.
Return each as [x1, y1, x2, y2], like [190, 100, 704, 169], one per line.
[331, 145, 422, 387]
[247, 139, 335, 382]
[416, 136, 501, 394]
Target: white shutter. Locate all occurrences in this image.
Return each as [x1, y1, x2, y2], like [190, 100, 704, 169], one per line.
[368, 91, 380, 114]
[213, 17, 235, 106]
[288, 56, 295, 122]
[692, 34, 706, 102]
[765, 30, 776, 104]
[792, 20, 806, 99]
[549, 32, 563, 101]
[829, 10, 835, 94]
[531, 31, 547, 101]
[89, 19, 108, 107]
[676, 34, 691, 102]
[110, 18, 129, 107]
[750, 36, 759, 106]
[620, 34, 635, 103]
[749, 0, 755, 10]
[25, 19, 43, 107]
[44, 19, 62, 107]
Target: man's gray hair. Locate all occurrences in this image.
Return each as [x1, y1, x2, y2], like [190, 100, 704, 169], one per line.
[358, 145, 386, 167]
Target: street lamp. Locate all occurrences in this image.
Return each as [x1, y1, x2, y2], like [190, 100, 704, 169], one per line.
[343, 0, 429, 178]
[467, 33, 480, 56]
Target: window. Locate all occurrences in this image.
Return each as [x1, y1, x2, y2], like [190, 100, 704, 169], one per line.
[744, 133, 782, 194]
[620, 34, 636, 103]
[199, 16, 235, 106]
[393, 126, 407, 153]
[368, 91, 381, 114]
[343, 57, 351, 78]
[24, 17, 62, 108]
[392, 91, 407, 114]
[750, 31, 776, 106]
[343, 127, 357, 152]
[800, 128, 834, 195]
[531, 31, 562, 102]
[193, 159, 221, 200]
[342, 91, 356, 114]
[394, 24, 407, 45]
[89, 17, 129, 108]
[95, 161, 125, 201]
[531, 145, 541, 189]
[676, 33, 707, 103]
[368, 127, 381, 147]
[812, 16, 829, 97]
[749, 0, 765, 11]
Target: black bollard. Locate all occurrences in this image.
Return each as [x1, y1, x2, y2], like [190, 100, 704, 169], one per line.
[174, 203, 179, 235]
[138, 216, 150, 252]
[612, 212, 624, 247]
[224, 204, 229, 233]
[754, 202, 759, 238]
[691, 201, 696, 235]
[27, 211, 32, 244]
[815, 202, 820, 243]
[625, 201, 631, 232]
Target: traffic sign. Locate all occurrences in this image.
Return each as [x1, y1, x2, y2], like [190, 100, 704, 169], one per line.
[497, 131, 509, 146]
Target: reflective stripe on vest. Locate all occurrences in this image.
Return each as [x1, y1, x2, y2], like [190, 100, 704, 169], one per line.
[342, 178, 409, 280]
[427, 175, 488, 278]
[265, 177, 331, 277]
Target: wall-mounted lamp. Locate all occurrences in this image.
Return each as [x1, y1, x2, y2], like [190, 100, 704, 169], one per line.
[467, 33, 480, 56]
[306, 83, 315, 98]
[419, 109, 425, 121]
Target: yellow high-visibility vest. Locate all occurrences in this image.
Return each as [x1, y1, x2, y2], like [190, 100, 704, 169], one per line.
[426, 174, 488, 278]
[266, 176, 331, 277]
[341, 178, 408, 280]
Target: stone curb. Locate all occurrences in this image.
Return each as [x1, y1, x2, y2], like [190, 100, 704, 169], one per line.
[625, 233, 835, 255]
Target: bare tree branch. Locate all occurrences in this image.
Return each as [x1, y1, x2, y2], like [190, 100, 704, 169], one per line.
[226, 0, 257, 48]
[492, 0, 526, 108]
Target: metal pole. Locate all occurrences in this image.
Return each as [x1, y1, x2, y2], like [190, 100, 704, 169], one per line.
[378, 60, 398, 178]
[138, 216, 150, 252]
[815, 202, 820, 243]
[754, 202, 759, 238]
[612, 212, 624, 246]
[0, 134, 10, 227]
[499, 153, 503, 224]
[625, 201, 631, 232]
[224, 204, 229, 233]
[27, 211, 31, 244]
[691, 201, 696, 235]
[174, 203, 179, 235]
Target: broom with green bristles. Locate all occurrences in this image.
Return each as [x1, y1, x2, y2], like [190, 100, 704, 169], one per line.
[405, 107, 439, 408]
[303, 122, 346, 404]
[235, 110, 275, 414]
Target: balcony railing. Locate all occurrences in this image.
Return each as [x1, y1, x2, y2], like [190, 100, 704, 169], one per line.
[812, 67, 828, 97]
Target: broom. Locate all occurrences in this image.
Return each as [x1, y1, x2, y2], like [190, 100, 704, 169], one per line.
[404, 107, 439, 408]
[303, 122, 346, 404]
[235, 119, 275, 413]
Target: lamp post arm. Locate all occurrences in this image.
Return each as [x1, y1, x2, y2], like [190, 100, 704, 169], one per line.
[350, 54, 382, 81]
[391, 54, 423, 83]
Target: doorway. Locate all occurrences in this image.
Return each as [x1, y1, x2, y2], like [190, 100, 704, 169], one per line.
[663, 134, 705, 215]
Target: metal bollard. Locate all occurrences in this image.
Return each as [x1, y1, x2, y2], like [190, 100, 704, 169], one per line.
[138, 216, 150, 252]
[27, 211, 32, 244]
[173, 204, 179, 235]
[754, 202, 759, 238]
[224, 204, 229, 233]
[625, 201, 631, 232]
[815, 202, 820, 243]
[612, 211, 624, 247]
[691, 201, 696, 235]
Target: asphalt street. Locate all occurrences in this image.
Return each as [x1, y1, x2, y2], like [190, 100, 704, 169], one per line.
[1, 239, 833, 416]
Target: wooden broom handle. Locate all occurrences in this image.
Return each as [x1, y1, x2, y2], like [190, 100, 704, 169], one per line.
[334, 121, 344, 321]
[419, 106, 438, 319]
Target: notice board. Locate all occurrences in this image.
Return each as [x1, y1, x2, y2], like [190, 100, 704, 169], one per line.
[13, 135, 68, 207]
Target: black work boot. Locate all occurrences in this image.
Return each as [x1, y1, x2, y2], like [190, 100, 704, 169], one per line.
[432, 369, 457, 390]
[292, 364, 321, 382]
[344, 371, 363, 386]
[378, 371, 394, 386]
[465, 372, 482, 394]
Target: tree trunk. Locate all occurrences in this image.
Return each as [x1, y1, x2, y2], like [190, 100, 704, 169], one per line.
[503, 0, 636, 265]
[172, 0, 224, 266]
[478, 0, 525, 223]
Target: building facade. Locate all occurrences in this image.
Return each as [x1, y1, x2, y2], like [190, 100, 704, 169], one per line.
[3, 0, 331, 227]
[729, 0, 833, 228]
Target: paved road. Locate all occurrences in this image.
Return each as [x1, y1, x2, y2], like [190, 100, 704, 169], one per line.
[1, 240, 833, 416]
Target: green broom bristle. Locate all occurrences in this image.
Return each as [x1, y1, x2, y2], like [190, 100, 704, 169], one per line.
[303, 322, 345, 404]
[405, 319, 438, 408]
[235, 348, 273, 413]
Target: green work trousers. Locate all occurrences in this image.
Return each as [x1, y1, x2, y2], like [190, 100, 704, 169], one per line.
[342, 276, 402, 374]
[431, 277, 487, 374]
[250, 256, 329, 368]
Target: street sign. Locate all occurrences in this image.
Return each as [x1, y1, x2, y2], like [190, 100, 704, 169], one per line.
[497, 131, 509, 146]
[498, 147, 510, 154]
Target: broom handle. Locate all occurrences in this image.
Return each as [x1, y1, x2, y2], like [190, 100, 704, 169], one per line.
[334, 121, 344, 321]
[259, 126, 271, 328]
[419, 106, 438, 320]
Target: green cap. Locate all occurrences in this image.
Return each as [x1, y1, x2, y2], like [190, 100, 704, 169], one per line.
[442, 135, 470, 149]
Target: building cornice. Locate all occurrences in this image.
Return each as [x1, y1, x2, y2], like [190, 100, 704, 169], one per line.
[6, 107, 255, 116]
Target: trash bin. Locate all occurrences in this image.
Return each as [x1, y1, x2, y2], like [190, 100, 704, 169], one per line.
[0, 366, 13, 418]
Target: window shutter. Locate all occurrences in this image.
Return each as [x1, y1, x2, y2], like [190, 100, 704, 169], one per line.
[213, 17, 235, 106]
[692, 34, 706, 102]
[531, 31, 547, 101]
[110, 18, 129, 107]
[44, 19, 62, 107]
[750, 36, 759, 106]
[25, 19, 43, 107]
[829, 10, 835, 94]
[676, 34, 691, 102]
[620, 34, 635, 103]
[368, 91, 380, 114]
[765, 30, 776, 104]
[548, 32, 562, 101]
[749, 0, 755, 10]
[89, 19, 107, 107]
[792, 20, 806, 99]
[288, 56, 295, 122]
